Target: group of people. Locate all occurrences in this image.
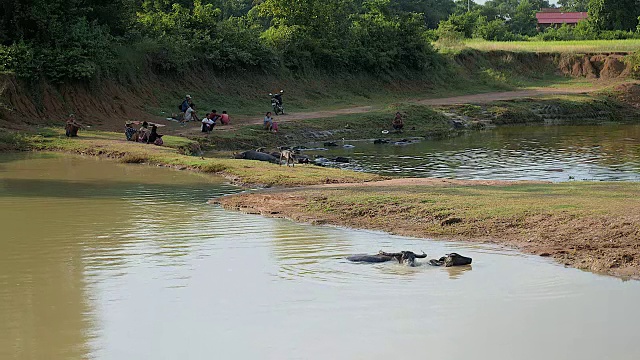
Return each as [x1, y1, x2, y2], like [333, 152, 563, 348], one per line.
[201, 110, 229, 133]
[178, 95, 230, 132]
[125, 121, 163, 145]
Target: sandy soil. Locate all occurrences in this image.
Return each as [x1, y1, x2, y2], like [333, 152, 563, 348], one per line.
[217, 179, 640, 280]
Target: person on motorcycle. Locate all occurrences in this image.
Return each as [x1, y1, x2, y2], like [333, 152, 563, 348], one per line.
[273, 90, 283, 106]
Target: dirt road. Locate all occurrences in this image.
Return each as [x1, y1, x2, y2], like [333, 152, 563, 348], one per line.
[172, 83, 623, 135]
[245, 87, 595, 124]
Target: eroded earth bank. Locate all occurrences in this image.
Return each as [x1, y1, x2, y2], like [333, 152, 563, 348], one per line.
[218, 178, 640, 279]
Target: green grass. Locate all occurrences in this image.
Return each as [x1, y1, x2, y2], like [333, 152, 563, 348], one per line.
[223, 180, 640, 241]
[137, 54, 586, 123]
[464, 39, 640, 53]
[203, 91, 640, 150]
[1, 128, 382, 187]
[205, 103, 457, 150]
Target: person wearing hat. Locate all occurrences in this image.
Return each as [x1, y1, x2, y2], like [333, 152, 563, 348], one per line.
[177, 95, 192, 123]
[180, 95, 192, 113]
[125, 121, 137, 141]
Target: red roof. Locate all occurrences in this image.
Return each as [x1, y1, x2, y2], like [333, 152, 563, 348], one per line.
[536, 12, 588, 24]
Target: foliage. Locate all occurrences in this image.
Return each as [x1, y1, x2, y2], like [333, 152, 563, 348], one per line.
[389, 0, 456, 28]
[434, 0, 640, 41]
[434, 26, 466, 51]
[536, 21, 639, 41]
[558, 0, 590, 12]
[623, 51, 640, 78]
[588, 0, 640, 31]
[475, 19, 517, 41]
[0, 0, 442, 81]
[437, 10, 484, 38]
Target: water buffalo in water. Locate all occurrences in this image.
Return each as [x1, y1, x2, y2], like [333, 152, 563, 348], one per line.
[347, 250, 427, 267]
[233, 150, 278, 163]
[428, 253, 472, 267]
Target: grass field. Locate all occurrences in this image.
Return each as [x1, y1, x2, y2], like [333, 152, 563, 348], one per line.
[0, 128, 382, 187]
[464, 39, 640, 53]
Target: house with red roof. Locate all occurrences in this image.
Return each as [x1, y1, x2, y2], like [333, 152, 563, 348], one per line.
[536, 8, 589, 29]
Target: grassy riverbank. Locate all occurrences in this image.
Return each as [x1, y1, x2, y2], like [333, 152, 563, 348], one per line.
[204, 88, 640, 150]
[0, 128, 381, 187]
[464, 39, 640, 53]
[219, 179, 640, 279]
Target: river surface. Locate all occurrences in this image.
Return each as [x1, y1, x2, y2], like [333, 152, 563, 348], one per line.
[2, 154, 640, 360]
[305, 124, 640, 181]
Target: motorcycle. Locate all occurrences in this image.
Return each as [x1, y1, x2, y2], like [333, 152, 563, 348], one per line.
[269, 90, 284, 115]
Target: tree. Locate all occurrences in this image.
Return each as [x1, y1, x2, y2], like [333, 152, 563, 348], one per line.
[558, 0, 590, 11]
[390, 0, 457, 28]
[510, 0, 538, 36]
[588, 0, 640, 31]
[437, 10, 483, 37]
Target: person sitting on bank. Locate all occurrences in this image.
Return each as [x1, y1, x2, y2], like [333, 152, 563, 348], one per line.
[183, 103, 198, 124]
[264, 112, 273, 131]
[65, 114, 81, 137]
[125, 121, 137, 141]
[220, 110, 230, 125]
[137, 121, 150, 143]
[209, 109, 221, 125]
[201, 113, 215, 133]
[180, 95, 192, 113]
[147, 125, 163, 145]
[392, 112, 404, 132]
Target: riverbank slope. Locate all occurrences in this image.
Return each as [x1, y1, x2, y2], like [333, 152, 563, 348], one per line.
[2, 50, 637, 133]
[218, 179, 640, 279]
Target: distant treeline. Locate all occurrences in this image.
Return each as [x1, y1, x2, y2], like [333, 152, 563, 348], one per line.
[434, 0, 640, 42]
[3, 0, 640, 83]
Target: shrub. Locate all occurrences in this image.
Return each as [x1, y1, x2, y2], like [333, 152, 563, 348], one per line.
[475, 19, 515, 42]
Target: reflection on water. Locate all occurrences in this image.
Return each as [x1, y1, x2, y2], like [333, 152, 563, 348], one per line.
[305, 124, 640, 181]
[2, 154, 640, 360]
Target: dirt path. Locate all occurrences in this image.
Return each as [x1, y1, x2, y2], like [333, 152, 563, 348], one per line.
[263, 87, 595, 123]
[171, 82, 631, 136]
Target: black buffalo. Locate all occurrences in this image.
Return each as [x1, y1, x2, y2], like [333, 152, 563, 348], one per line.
[428, 253, 472, 267]
[347, 250, 427, 267]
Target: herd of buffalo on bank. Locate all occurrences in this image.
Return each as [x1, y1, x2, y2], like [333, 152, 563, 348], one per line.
[232, 139, 420, 167]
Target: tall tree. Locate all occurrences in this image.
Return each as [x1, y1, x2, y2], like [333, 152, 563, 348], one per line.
[588, 0, 640, 31]
[558, 0, 590, 11]
[390, 0, 457, 28]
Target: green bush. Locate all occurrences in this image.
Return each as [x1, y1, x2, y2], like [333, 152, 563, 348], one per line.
[475, 19, 516, 42]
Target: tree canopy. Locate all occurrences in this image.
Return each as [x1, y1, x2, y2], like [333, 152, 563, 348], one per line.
[3, 0, 640, 82]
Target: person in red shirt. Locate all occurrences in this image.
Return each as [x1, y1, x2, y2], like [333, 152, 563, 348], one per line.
[220, 110, 230, 125]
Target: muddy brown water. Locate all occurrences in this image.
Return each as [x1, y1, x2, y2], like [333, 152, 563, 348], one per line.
[305, 124, 640, 181]
[2, 154, 640, 359]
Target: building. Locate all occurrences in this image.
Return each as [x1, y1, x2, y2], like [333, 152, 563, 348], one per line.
[535, 8, 589, 28]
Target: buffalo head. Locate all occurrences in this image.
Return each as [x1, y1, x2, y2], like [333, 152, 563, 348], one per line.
[429, 253, 473, 267]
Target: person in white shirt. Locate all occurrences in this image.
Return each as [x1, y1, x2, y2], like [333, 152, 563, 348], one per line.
[183, 103, 199, 123]
[201, 113, 215, 133]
